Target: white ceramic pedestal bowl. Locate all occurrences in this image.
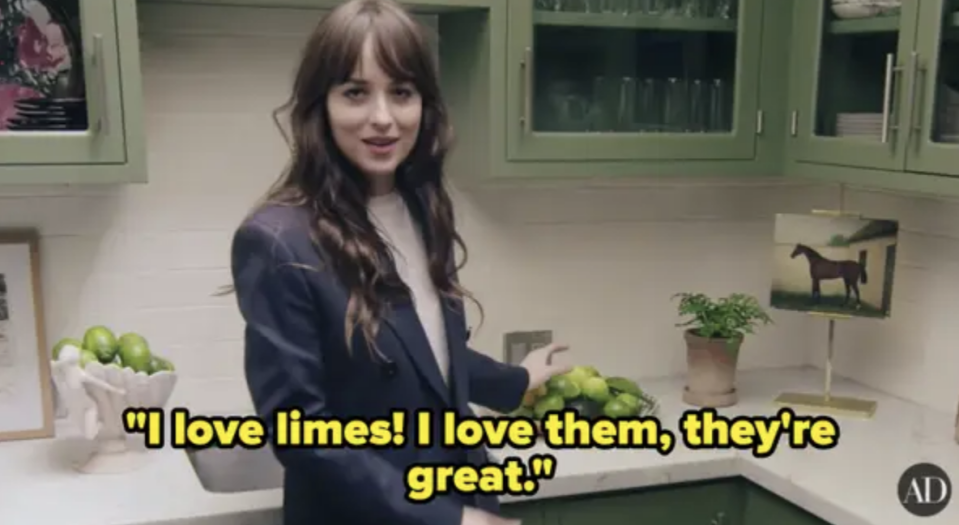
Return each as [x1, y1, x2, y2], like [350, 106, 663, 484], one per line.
[50, 360, 177, 474]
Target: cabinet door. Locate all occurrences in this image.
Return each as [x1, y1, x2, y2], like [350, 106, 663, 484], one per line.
[501, 500, 548, 525]
[904, 0, 959, 176]
[788, 0, 920, 171]
[742, 483, 831, 525]
[0, 0, 126, 165]
[546, 480, 741, 525]
[504, 0, 763, 162]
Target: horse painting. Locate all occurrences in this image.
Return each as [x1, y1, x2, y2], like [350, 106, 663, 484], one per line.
[790, 243, 867, 307]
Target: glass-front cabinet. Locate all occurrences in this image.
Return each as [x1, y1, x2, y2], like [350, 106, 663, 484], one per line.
[789, 0, 959, 177]
[0, 0, 128, 167]
[908, 0, 959, 175]
[505, 0, 763, 162]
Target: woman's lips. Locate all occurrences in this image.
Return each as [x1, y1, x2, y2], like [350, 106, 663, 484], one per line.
[363, 137, 398, 155]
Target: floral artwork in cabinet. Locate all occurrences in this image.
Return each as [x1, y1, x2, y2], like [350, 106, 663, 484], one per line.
[0, 0, 87, 132]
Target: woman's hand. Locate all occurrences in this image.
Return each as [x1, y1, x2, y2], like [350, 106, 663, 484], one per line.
[520, 343, 571, 391]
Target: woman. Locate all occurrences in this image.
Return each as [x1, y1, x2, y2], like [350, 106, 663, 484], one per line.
[229, 1, 570, 524]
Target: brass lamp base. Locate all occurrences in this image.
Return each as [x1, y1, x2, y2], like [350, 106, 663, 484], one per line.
[773, 296, 881, 420]
[774, 392, 877, 419]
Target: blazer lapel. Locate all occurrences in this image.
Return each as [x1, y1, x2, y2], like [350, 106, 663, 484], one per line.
[441, 296, 472, 409]
[382, 300, 453, 406]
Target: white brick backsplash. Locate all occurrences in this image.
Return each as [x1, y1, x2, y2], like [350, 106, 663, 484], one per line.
[4, 4, 955, 419]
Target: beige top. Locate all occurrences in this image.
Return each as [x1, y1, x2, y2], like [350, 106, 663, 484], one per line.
[367, 191, 450, 385]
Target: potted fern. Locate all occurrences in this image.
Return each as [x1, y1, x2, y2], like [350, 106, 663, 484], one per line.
[673, 292, 772, 408]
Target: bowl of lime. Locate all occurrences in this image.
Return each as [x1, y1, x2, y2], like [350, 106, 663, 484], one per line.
[49, 326, 177, 474]
[506, 366, 659, 434]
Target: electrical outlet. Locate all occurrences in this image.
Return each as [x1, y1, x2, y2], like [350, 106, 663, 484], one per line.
[503, 330, 553, 365]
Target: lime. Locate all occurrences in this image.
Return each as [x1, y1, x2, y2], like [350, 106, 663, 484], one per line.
[603, 398, 635, 419]
[615, 393, 641, 413]
[578, 365, 600, 378]
[564, 366, 593, 387]
[118, 332, 148, 352]
[78, 349, 99, 368]
[118, 332, 152, 373]
[581, 376, 612, 404]
[547, 375, 581, 399]
[533, 394, 565, 420]
[83, 326, 118, 363]
[606, 377, 643, 398]
[150, 355, 174, 373]
[52, 337, 82, 360]
[566, 397, 603, 418]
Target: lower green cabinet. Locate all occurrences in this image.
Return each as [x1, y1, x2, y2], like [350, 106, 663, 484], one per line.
[501, 477, 834, 525]
[502, 478, 744, 525]
[501, 500, 548, 525]
[742, 483, 831, 525]
[545, 479, 742, 525]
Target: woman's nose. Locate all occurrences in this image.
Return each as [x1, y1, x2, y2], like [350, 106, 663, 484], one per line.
[369, 96, 394, 128]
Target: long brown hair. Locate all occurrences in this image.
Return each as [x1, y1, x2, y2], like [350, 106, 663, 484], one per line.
[223, 0, 481, 354]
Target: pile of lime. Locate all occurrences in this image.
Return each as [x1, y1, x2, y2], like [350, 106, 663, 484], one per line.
[510, 365, 649, 421]
[51, 326, 174, 375]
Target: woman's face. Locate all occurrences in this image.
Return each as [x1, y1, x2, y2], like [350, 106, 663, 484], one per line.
[327, 35, 423, 194]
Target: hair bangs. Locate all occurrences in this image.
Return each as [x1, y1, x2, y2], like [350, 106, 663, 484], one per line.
[367, 17, 430, 87]
[323, 17, 375, 86]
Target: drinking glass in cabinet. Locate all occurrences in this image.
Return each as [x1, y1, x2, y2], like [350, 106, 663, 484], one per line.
[534, 0, 738, 18]
[530, 3, 738, 134]
[0, 0, 89, 133]
[810, 0, 904, 143]
[929, 3, 959, 144]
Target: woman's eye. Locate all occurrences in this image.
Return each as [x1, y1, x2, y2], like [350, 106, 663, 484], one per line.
[393, 87, 416, 99]
[343, 87, 365, 99]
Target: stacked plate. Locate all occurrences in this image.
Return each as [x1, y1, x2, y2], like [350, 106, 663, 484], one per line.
[7, 98, 88, 131]
[937, 85, 959, 143]
[830, 0, 901, 19]
[837, 113, 883, 140]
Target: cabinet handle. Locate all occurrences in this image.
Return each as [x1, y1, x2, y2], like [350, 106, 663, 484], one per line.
[903, 51, 927, 147]
[520, 47, 533, 134]
[91, 33, 109, 136]
[908, 56, 927, 139]
[755, 110, 764, 135]
[880, 53, 902, 144]
[790, 110, 798, 137]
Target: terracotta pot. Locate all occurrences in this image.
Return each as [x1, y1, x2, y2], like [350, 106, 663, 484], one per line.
[682, 329, 742, 408]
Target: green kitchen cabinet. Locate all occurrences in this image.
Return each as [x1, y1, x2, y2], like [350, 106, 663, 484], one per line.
[438, 0, 791, 184]
[905, 0, 959, 176]
[786, 0, 920, 172]
[0, 0, 146, 184]
[502, 478, 838, 525]
[504, 0, 764, 163]
[742, 482, 831, 525]
[542, 479, 744, 525]
[501, 500, 549, 525]
[786, 0, 959, 190]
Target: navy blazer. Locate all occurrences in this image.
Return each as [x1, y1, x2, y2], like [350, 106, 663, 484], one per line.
[230, 199, 530, 525]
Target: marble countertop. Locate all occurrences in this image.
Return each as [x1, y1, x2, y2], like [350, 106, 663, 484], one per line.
[2, 367, 957, 525]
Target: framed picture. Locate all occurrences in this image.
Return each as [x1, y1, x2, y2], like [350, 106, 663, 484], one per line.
[0, 229, 53, 442]
[770, 213, 900, 319]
